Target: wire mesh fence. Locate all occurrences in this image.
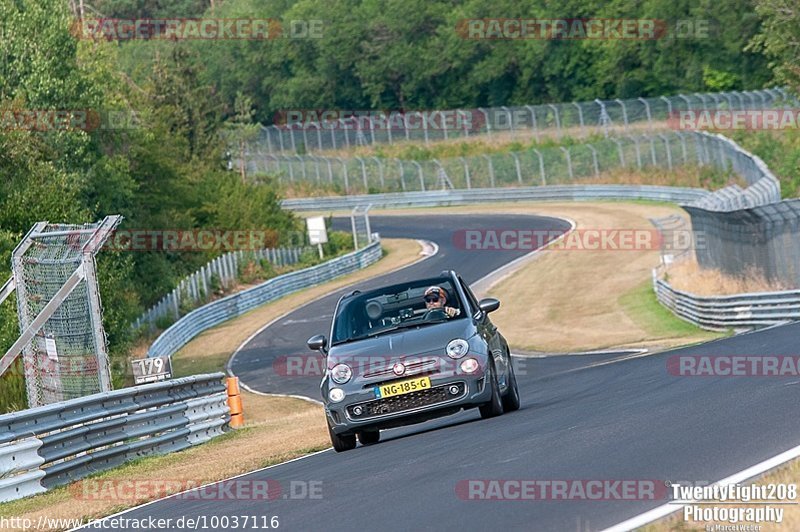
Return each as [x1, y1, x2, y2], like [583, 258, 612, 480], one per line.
[244, 88, 795, 156]
[0, 216, 121, 408]
[241, 131, 768, 196]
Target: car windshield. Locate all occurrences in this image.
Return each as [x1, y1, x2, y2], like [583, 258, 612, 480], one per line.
[330, 277, 465, 345]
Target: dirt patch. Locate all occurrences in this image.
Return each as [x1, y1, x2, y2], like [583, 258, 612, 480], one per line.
[664, 259, 791, 294]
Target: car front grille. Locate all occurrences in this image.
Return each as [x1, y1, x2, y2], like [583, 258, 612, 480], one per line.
[346, 382, 466, 420]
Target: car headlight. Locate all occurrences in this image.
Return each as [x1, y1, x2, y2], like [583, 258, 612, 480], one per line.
[330, 363, 352, 384]
[446, 339, 469, 359]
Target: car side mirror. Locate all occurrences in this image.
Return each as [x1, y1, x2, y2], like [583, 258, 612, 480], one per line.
[307, 334, 328, 353]
[478, 298, 500, 314]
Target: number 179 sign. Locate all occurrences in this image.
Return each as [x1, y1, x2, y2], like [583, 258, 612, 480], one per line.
[131, 356, 173, 384]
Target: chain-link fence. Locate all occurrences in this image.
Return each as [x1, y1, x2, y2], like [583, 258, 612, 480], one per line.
[240, 131, 768, 196]
[245, 88, 794, 156]
[0, 216, 120, 408]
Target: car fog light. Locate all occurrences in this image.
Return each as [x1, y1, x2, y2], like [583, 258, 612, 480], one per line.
[460, 358, 479, 374]
[328, 388, 345, 403]
[448, 385, 461, 395]
[353, 405, 363, 416]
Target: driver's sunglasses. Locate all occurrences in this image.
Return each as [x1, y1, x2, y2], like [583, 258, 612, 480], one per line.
[424, 295, 440, 303]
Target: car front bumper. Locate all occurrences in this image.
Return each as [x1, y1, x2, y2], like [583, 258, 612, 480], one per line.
[325, 371, 493, 435]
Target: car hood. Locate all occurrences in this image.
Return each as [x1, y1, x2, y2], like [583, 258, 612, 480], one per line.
[327, 318, 477, 368]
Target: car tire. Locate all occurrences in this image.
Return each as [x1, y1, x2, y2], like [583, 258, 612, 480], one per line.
[479, 358, 504, 419]
[501, 355, 520, 412]
[327, 418, 357, 452]
[357, 429, 380, 445]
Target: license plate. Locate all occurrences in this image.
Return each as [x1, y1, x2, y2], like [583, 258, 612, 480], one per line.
[375, 377, 431, 398]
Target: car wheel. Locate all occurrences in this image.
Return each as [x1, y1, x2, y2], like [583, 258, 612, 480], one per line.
[501, 355, 520, 412]
[358, 429, 380, 445]
[479, 358, 504, 419]
[327, 418, 356, 452]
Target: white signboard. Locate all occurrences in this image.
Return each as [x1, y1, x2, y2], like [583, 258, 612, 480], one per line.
[306, 216, 328, 245]
[45, 337, 58, 361]
[131, 356, 173, 384]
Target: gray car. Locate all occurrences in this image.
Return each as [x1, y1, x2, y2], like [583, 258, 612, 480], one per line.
[307, 270, 520, 452]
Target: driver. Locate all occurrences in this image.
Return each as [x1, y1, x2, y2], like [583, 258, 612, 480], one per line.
[424, 286, 461, 318]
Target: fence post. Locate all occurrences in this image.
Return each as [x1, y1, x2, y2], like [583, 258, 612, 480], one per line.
[412, 161, 425, 191]
[660, 96, 672, 119]
[460, 157, 471, 189]
[478, 108, 491, 137]
[372, 157, 385, 189]
[356, 157, 368, 191]
[395, 158, 406, 191]
[511, 152, 522, 184]
[533, 149, 546, 185]
[501, 106, 514, 139]
[659, 134, 673, 170]
[336, 157, 350, 193]
[483, 155, 495, 187]
[560, 147, 573, 179]
[587, 144, 600, 176]
[525, 105, 539, 141]
[615, 99, 628, 131]
[548, 104, 561, 137]
[458, 109, 470, 138]
[613, 138, 625, 167]
[638, 97, 652, 130]
[572, 102, 585, 137]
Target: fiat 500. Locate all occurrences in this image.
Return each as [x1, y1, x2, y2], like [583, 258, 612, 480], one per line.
[307, 270, 520, 452]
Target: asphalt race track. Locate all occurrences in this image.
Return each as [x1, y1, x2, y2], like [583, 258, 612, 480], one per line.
[92, 214, 800, 531]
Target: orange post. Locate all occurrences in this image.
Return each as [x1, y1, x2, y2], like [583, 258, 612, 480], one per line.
[226, 376, 244, 428]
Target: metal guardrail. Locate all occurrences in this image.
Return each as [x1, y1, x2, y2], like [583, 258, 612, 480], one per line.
[653, 272, 800, 331]
[147, 238, 383, 358]
[281, 184, 710, 211]
[0, 373, 228, 503]
[134, 246, 307, 333]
